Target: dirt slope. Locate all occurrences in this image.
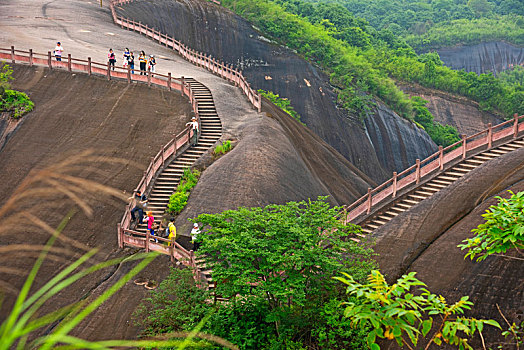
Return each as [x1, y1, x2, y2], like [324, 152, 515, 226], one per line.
[0, 64, 192, 338]
[374, 147, 524, 348]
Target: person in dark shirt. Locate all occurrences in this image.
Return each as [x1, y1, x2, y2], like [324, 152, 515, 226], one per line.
[128, 190, 148, 225]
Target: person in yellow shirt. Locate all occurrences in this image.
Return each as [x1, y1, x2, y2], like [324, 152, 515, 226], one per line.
[167, 218, 176, 246]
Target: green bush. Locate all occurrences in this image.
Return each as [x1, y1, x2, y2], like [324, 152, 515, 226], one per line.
[0, 90, 34, 119]
[258, 89, 302, 122]
[134, 267, 210, 336]
[213, 140, 233, 157]
[0, 63, 34, 119]
[458, 190, 524, 261]
[167, 168, 200, 215]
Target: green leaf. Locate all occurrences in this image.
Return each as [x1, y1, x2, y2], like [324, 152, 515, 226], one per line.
[422, 318, 433, 337]
[371, 343, 380, 350]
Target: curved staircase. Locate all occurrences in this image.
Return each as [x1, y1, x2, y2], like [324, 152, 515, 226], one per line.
[135, 78, 222, 233]
[358, 137, 524, 234]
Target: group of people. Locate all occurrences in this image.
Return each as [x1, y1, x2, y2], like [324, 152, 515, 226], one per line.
[52, 42, 157, 75]
[108, 48, 157, 74]
[128, 190, 200, 249]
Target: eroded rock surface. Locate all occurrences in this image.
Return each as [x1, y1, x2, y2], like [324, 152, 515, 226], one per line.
[116, 0, 438, 182]
[401, 84, 504, 135]
[435, 41, 524, 75]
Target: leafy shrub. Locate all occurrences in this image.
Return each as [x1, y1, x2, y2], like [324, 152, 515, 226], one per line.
[213, 140, 233, 157]
[258, 89, 302, 122]
[0, 63, 34, 119]
[134, 267, 210, 336]
[1, 90, 34, 119]
[458, 190, 524, 261]
[336, 270, 501, 350]
[167, 168, 200, 215]
[167, 192, 189, 215]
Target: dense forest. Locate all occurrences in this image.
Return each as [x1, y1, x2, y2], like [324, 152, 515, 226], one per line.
[223, 0, 523, 146]
[282, 0, 524, 49]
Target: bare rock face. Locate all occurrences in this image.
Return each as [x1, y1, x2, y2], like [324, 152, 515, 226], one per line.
[374, 147, 524, 348]
[435, 41, 524, 75]
[365, 102, 437, 172]
[116, 0, 438, 183]
[401, 84, 504, 136]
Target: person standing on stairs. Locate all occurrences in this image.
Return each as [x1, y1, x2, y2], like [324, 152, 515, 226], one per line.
[147, 211, 157, 243]
[129, 190, 147, 226]
[186, 117, 199, 146]
[108, 49, 116, 70]
[167, 218, 176, 246]
[191, 223, 201, 251]
[139, 51, 147, 75]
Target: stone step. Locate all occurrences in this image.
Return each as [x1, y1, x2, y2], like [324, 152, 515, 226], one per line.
[415, 190, 434, 196]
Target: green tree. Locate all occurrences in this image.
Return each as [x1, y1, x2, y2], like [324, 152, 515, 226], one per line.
[458, 190, 524, 261]
[467, 0, 494, 17]
[335, 270, 501, 350]
[194, 198, 375, 339]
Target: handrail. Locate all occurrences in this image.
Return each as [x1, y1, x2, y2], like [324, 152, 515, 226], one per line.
[108, 0, 262, 113]
[0, 45, 206, 281]
[119, 228, 208, 287]
[344, 114, 524, 223]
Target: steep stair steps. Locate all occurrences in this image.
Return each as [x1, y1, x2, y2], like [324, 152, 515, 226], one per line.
[358, 138, 524, 235]
[134, 78, 221, 238]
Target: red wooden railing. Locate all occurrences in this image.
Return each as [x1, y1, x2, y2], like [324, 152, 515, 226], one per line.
[109, 0, 261, 112]
[0, 46, 208, 283]
[344, 115, 524, 224]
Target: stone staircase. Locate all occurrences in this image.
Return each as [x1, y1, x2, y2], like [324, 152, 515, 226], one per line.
[130, 78, 220, 291]
[358, 138, 524, 234]
[135, 78, 222, 232]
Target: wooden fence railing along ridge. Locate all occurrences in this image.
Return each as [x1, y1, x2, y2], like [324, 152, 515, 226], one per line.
[109, 0, 262, 112]
[0, 46, 209, 285]
[344, 114, 524, 224]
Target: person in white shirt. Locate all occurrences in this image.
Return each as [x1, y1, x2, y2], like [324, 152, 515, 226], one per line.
[54, 42, 63, 61]
[186, 117, 199, 146]
[191, 223, 201, 251]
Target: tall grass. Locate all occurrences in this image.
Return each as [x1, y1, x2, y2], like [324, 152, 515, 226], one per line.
[0, 152, 235, 349]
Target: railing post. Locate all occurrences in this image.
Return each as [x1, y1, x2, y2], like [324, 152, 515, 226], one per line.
[48, 51, 52, 69]
[438, 146, 444, 170]
[257, 92, 262, 112]
[67, 54, 72, 72]
[392, 172, 397, 198]
[147, 69, 151, 86]
[117, 223, 123, 248]
[461, 134, 467, 159]
[145, 24, 149, 37]
[29, 49, 33, 66]
[415, 159, 421, 184]
[87, 57, 92, 75]
[366, 188, 372, 214]
[168, 72, 172, 91]
[145, 231, 150, 252]
[10, 46, 15, 63]
[487, 123, 492, 149]
[514, 113, 519, 138]
[127, 64, 131, 83]
[107, 63, 111, 80]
